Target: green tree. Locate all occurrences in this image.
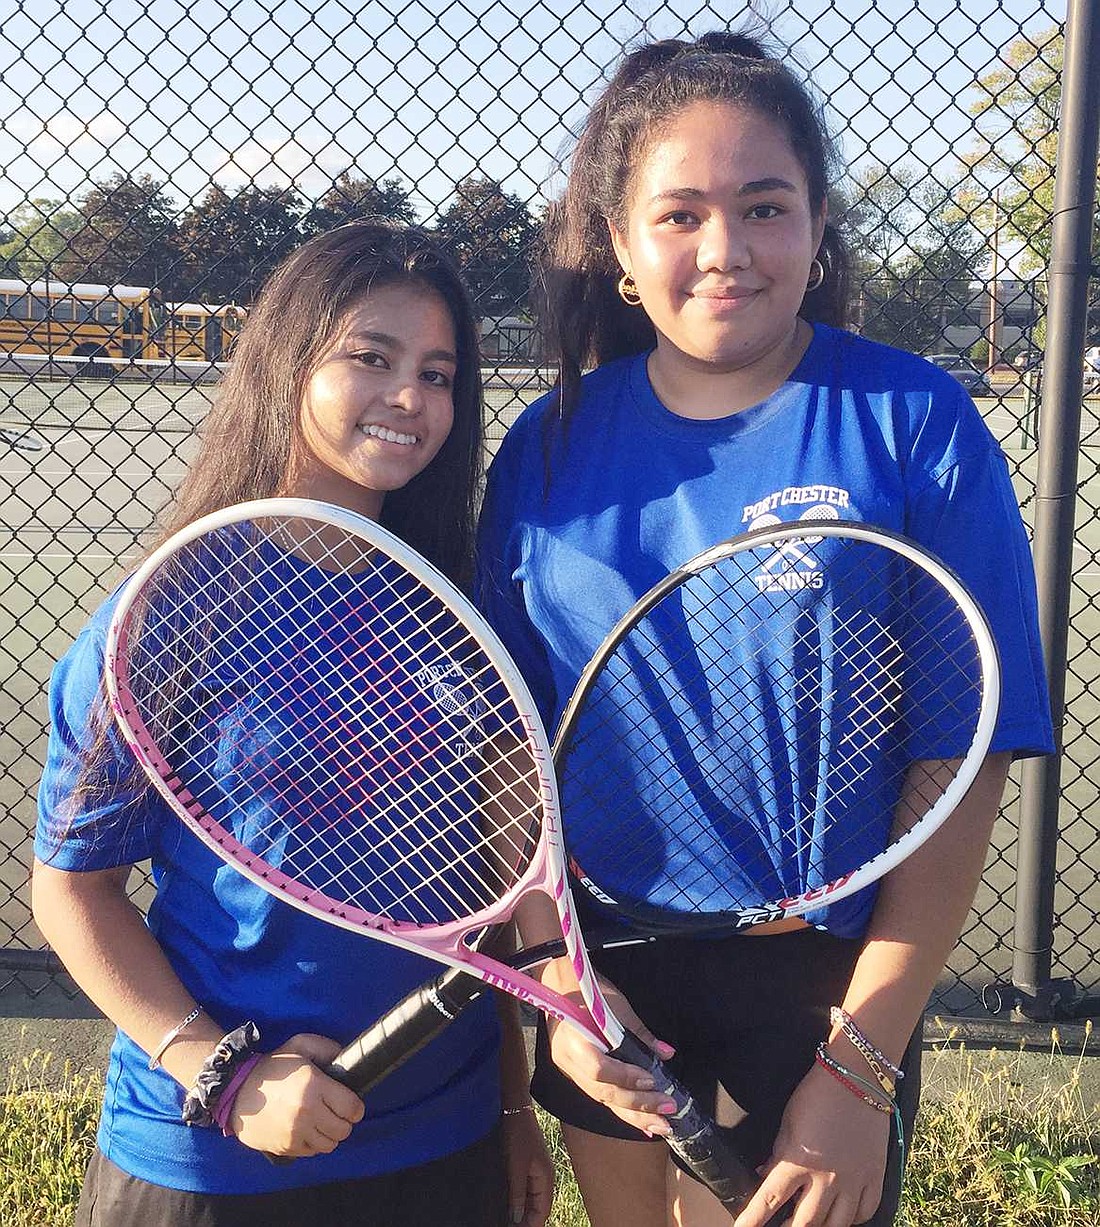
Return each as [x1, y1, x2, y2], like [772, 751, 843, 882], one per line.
[303, 171, 418, 234]
[962, 24, 1100, 347]
[0, 199, 84, 280]
[905, 178, 988, 354]
[962, 24, 1064, 275]
[175, 183, 306, 303]
[0, 216, 18, 276]
[843, 162, 921, 271]
[55, 173, 183, 292]
[432, 176, 537, 315]
[842, 164, 985, 352]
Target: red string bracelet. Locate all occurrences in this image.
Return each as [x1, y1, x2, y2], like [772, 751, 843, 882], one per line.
[814, 1043, 894, 1114]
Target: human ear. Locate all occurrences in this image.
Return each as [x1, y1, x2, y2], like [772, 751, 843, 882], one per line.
[811, 198, 828, 253]
[606, 215, 632, 277]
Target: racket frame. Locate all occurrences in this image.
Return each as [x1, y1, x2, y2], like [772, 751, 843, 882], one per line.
[553, 518, 1002, 926]
[104, 497, 618, 1048]
[325, 519, 1004, 1095]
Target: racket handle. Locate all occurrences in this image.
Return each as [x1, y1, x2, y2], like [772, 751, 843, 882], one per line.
[612, 1030, 763, 1215]
[325, 965, 487, 1095]
[265, 967, 487, 1166]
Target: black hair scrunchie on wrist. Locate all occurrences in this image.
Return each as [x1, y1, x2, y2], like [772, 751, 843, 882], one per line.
[182, 1021, 262, 1127]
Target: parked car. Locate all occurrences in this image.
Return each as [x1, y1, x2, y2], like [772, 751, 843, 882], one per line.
[1085, 345, 1100, 394]
[1013, 347, 1043, 372]
[924, 353, 994, 398]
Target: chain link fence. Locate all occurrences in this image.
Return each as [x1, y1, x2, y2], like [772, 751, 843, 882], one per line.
[2, 0, 1098, 1025]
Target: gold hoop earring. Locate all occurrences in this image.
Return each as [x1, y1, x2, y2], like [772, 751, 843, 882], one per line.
[806, 258, 825, 293]
[618, 273, 642, 306]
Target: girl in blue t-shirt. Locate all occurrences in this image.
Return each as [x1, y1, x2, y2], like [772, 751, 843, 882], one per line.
[475, 31, 1052, 1227]
[33, 222, 552, 1227]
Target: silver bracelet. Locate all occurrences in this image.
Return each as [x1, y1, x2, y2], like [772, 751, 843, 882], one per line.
[148, 1005, 204, 1070]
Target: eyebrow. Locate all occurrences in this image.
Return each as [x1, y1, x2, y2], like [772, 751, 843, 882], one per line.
[647, 178, 800, 205]
[347, 330, 457, 364]
[739, 177, 800, 195]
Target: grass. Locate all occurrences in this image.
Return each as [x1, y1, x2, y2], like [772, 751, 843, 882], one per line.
[895, 1020, 1100, 1227]
[1, 1051, 101, 1227]
[2, 1026, 1097, 1227]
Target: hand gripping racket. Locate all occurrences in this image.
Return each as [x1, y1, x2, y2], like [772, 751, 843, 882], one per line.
[322, 518, 1000, 1156]
[104, 497, 761, 1211]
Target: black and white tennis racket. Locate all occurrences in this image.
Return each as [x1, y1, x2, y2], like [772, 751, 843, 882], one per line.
[103, 497, 761, 1211]
[323, 518, 1001, 1139]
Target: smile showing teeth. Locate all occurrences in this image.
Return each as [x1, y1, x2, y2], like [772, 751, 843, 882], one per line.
[361, 423, 417, 446]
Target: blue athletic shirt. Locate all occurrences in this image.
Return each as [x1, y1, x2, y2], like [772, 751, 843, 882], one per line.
[476, 324, 1054, 938]
[36, 546, 502, 1194]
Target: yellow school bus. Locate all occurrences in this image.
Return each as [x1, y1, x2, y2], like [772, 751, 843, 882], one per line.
[159, 301, 246, 363]
[0, 278, 165, 366]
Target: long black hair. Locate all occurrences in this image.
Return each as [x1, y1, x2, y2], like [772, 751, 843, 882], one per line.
[538, 30, 850, 429]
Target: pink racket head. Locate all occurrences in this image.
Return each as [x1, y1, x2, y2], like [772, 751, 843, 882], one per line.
[105, 498, 616, 1043]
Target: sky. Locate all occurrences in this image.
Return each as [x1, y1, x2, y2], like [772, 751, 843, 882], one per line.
[0, 0, 1067, 225]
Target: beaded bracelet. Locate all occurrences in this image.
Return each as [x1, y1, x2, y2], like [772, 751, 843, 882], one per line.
[182, 1021, 262, 1127]
[815, 1043, 894, 1115]
[148, 1005, 204, 1071]
[830, 1006, 903, 1095]
[815, 1041, 908, 1184]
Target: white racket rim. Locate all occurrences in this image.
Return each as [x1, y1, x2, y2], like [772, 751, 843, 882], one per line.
[104, 497, 622, 1048]
[554, 518, 1002, 924]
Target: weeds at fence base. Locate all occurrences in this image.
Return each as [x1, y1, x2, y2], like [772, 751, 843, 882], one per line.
[1, 1043, 101, 1227]
[898, 1018, 1099, 1225]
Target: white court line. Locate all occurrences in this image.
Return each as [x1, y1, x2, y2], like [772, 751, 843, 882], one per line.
[1, 552, 132, 561]
[1071, 543, 1100, 577]
[2, 466, 176, 478]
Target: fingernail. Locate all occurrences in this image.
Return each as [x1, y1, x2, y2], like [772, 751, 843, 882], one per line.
[645, 1123, 672, 1138]
[658, 1099, 677, 1114]
[655, 1041, 676, 1059]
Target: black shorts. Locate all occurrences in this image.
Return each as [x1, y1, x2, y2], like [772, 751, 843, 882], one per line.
[75, 1124, 508, 1227]
[531, 928, 921, 1225]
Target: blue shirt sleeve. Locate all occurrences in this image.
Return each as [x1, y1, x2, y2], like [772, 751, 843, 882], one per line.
[905, 402, 1053, 759]
[34, 578, 507, 1196]
[36, 596, 160, 869]
[475, 411, 560, 730]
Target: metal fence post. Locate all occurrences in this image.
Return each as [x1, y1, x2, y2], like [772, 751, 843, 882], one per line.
[1010, 0, 1100, 1021]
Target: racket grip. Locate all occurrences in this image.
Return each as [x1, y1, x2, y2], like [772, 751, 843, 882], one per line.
[612, 1030, 762, 1215]
[325, 965, 487, 1095]
[265, 967, 487, 1167]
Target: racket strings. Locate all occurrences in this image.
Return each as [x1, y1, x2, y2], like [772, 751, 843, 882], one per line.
[122, 517, 546, 927]
[558, 538, 987, 917]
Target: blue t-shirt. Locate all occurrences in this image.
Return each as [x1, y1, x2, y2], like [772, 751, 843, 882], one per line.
[476, 324, 1053, 938]
[36, 547, 502, 1194]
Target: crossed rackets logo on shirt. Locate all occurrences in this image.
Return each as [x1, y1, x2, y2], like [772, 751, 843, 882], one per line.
[413, 661, 488, 759]
[748, 503, 844, 593]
